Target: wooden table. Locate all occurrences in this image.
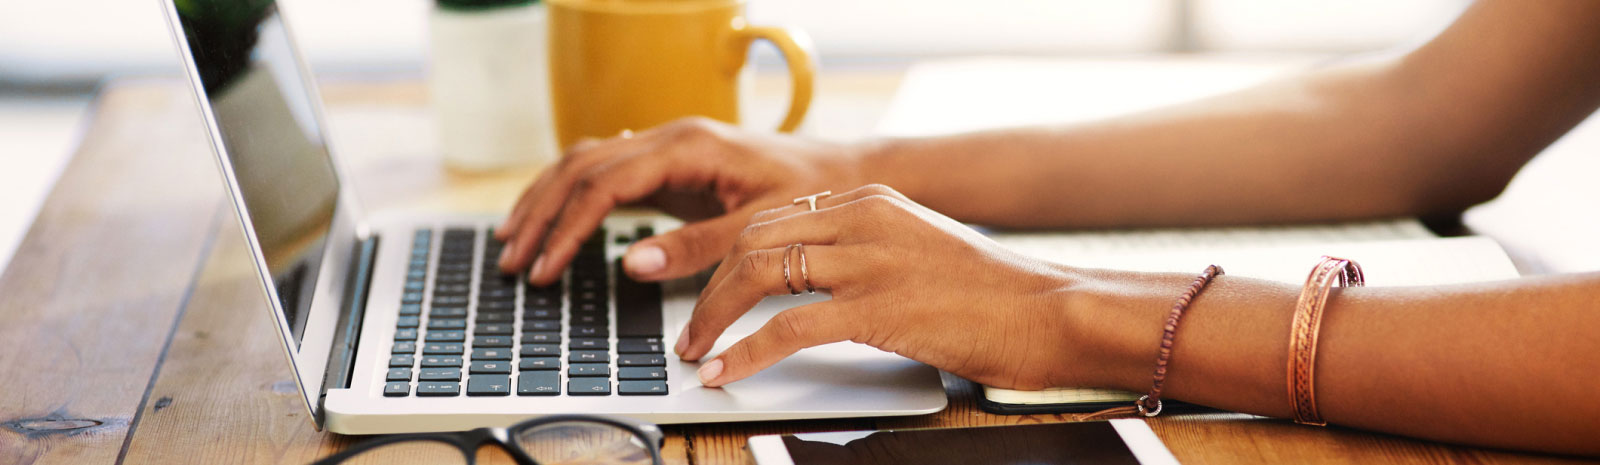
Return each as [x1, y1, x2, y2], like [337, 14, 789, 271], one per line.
[2, 71, 1593, 465]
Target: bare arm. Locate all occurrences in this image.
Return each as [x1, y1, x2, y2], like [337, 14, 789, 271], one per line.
[861, 0, 1600, 228]
[1064, 268, 1600, 455]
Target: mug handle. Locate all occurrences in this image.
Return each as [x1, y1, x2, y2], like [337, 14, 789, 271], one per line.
[731, 21, 815, 133]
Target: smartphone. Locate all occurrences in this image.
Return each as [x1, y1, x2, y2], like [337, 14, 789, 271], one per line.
[748, 419, 1179, 465]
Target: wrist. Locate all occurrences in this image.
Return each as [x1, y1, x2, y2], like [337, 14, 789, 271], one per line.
[849, 137, 924, 200]
[1050, 267, 1184, 393]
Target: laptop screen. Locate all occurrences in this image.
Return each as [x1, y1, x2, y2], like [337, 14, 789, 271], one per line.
[174, 2, 339, 349]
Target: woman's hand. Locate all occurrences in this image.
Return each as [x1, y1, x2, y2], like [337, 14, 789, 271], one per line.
[495, 117, 863, 285]
[678, 184, 1094, 390]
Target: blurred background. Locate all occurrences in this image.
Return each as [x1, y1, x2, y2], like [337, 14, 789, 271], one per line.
[0, 0, 1471, 271]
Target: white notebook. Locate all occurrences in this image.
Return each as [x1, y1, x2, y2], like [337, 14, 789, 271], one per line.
[981, 227, 1520, 410]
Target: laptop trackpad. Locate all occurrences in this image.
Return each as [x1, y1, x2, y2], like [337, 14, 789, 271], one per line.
[667, 291, 947, 414]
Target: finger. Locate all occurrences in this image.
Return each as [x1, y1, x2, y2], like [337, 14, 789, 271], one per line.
[747, 183, 908, 225]
[700, 188, 905, 299]
[680, 245, 851, 361]
[620, 207, 752, 281]
[524, 151, 680, 285]
[496, 139, 637, 272]
[497, 137, 605, 241]
[697, 302, 857, 387]
[697, 201, 861, 299]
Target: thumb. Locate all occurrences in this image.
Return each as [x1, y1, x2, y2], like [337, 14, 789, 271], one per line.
[622, 210, 752, 281]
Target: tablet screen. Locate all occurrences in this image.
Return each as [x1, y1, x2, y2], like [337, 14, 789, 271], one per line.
[778, 422, 1145, 465]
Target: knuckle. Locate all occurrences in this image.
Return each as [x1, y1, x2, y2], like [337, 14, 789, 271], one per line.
[772, 311, 809, 342]
[859, 183, 897, 197]
[737, 250, 773, 284]
[736, 223, 766, 250]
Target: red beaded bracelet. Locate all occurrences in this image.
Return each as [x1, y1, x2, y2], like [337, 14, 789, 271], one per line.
[1086, 265, 1225, 420]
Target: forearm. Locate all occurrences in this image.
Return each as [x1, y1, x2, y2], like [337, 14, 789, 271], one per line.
[1062, 268, 1600, 455]
[856, 0, 1600, 229]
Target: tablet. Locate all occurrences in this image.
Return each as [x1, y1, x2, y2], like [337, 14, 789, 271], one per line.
[748, 419, 1179, 465]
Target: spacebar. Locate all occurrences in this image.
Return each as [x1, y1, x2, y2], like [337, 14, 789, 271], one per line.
[614, 258, 663, 337]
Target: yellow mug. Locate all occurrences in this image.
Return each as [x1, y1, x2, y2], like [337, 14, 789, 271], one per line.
[547, 0, 815, 149]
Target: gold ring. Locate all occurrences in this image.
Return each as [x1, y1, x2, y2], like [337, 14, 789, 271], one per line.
[797, 244, 814, 294]
[782, 244, 801, 295]
[792, 191, 832, 212]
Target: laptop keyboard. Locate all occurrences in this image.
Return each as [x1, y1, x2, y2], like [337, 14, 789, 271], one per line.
[384, 225, 668, 398]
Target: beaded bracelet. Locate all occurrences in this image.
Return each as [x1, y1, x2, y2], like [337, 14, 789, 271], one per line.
[1085, 265, 1225, 420]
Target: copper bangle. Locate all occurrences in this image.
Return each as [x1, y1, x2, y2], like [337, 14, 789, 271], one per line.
[1287, 256, 1365, 426]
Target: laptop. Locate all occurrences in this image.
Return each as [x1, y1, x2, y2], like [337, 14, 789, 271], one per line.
[160, 0, 946, 434]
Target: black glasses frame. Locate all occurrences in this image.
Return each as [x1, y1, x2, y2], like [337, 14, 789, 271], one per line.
[311, 414, 666, 465]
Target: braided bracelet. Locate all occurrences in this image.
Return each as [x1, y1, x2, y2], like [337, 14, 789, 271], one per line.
[1287, 256, 1365, 426]
[1085, 265, 1225, 420]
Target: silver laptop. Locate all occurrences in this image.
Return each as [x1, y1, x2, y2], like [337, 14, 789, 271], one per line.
[161, 0, 945, 434]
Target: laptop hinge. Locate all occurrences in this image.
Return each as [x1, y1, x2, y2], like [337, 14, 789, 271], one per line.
[317, 234, 379, 427]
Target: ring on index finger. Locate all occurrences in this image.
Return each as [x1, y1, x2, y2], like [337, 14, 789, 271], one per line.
[792, 191, 832, 212]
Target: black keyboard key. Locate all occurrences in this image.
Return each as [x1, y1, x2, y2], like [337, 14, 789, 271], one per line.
[568, 363, 610, 377]
[475, 336, 512, 347]
[520, 344, 560, 357]
[475, 323, 514, 335]
[569, 338, 608, 350]
[618, 367, 667, 380]
[401, 292, 424, 304]
[569, 326, 608, 338]
[525, 321, 561, 332]
[475, 312, 514, 323]
[571, 313, 607, 326]
[404, 281, 425, 292]
[395, 328, 418, 341]
[389, 354, 415, 368]
[467, 375, 512, 396]
[396, 316, 420, 328]
[619, 380, 668, 396]
[432, 295, 470, 306]
[384, 382, 410, 397]
[422, 343, 464, 355]
[428, 319, 468, 330]
[618, 338, 664, 354]
[519, 357, 559, 371]
[386, 368, 413, 381]
[477, 300, 516, 311]
[470, 360, 513, 374]
[435, 272, 471, 284]
[618, 354, 666, 367]
[433, 283, 470, 296]
[399, 304, 422, 315]
[569, 350, 610, 363]
[430, 307, 468, 318]
[416, 382, 460, 397]
[426, 330, 466, 342]
[393, 341, 417, 354]
[635, 225, 654, 238]
[568, 378, 610, 396]
[524, 308, 560, 320]
[517, 372, 561, 396]
[572, 301, 605, 314]
[472, 348, 513, 360]
[525, 295, 560, 309]
[420, 355, 463, 367]
[615, 260, 664, 337]
[521, 332, 560, 344]
[406, 269, 426, 280]
[419, 368, 462, 381]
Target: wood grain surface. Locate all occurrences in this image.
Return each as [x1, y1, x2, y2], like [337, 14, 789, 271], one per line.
[2, 72, 1593, 465]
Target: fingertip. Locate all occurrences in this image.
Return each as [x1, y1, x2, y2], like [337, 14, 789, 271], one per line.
[697, 358, 725, 386]
[624, 242, 667, 279]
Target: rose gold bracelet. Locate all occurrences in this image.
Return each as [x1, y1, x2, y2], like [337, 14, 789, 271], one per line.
[1085, 265, 1224, 420]
[1287, 256, 1365, 426]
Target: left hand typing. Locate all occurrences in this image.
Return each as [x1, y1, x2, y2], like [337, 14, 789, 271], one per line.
[678, 184, 1096, 389]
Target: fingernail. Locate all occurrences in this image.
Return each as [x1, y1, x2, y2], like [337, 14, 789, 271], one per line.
[498, 242, 516, 268]
[625, 243, 666, 276]
[674, 325, 690, 357]
[698, 359, 724, 385]
[529, 255, 548, 281]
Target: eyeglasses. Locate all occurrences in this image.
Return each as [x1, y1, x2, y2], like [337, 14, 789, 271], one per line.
[311, 414, 665, 465]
